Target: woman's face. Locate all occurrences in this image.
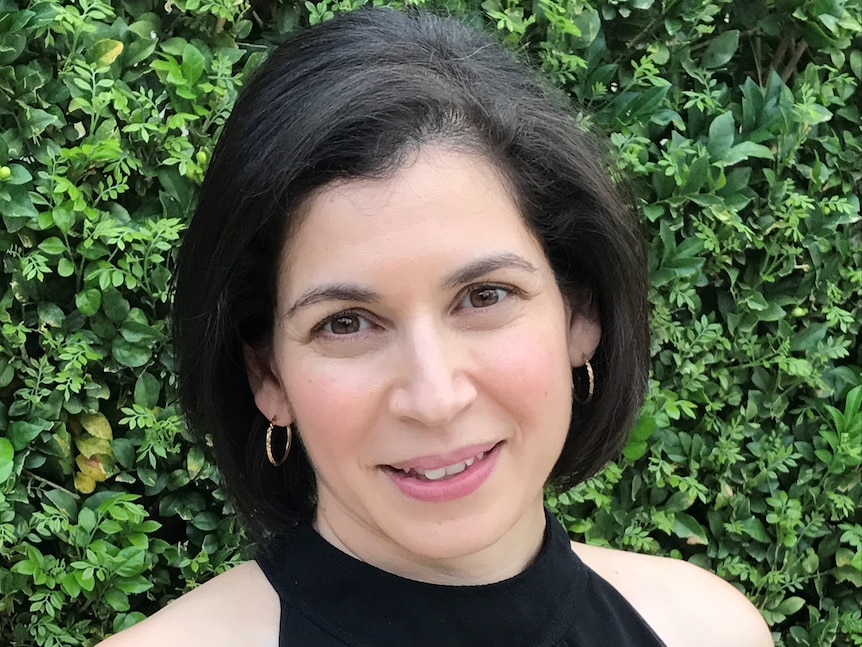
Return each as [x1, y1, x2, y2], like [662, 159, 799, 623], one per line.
[246, 148, 600, 580]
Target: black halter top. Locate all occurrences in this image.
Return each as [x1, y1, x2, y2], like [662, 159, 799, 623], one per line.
[255, 511, 667, 646]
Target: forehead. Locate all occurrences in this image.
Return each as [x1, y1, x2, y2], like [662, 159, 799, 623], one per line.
[280, 148, 548, 291]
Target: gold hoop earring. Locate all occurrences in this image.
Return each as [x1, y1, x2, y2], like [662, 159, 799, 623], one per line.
[265, 418, 291, 467]
[573, 357, 594, 405]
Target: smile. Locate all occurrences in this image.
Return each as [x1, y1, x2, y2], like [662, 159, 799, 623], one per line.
[397, 450, 489, 481]
[384, 442, 501, 503]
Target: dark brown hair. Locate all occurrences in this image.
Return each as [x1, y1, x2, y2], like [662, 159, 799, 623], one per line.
[173, 7, 649, 536]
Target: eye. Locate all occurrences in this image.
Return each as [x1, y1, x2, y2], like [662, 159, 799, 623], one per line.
[460, 285, 510, 309]
[319, 311, 372, 335]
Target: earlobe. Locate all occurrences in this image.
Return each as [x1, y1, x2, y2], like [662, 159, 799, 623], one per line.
[242, 343, 293, 425]
[565, 291, 601, 367]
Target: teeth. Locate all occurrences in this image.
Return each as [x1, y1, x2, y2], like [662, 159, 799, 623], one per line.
[407, 449, 491, 481]
[445, 461, 467, 476]
[422, 467, 448, 480]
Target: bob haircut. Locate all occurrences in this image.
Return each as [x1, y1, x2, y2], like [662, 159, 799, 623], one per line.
[173, 7, 650, 537]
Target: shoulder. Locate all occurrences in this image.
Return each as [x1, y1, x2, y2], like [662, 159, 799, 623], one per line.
[96, 561, 280, 647]
[571, 541, 773, 647]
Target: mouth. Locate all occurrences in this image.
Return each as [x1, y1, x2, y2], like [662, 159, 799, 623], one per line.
[382, 442, 502, 502]
[390, 446, 495, 482]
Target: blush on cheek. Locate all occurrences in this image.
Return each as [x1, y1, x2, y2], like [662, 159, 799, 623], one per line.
[487, 342, 568, 411]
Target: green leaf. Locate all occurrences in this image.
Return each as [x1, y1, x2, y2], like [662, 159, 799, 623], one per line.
[102, 289, 131, 322]
[76, 289, 102, 316]
[701, 30, 739, 69]
[58, 257, 75, 276]
[112, 337, 152, 368]
[45, 489, 78, 518]
[111, 438, 135, 469]
[723, 141, 773, 166]
[115, 575, 154, 595]
[776, 596, 806, 617]
[707, 112, 735, 160]
[673, 512, 708, 545]
[0, 438, 14, 483]
[740, 517, 770, 543]
[181, 43, 206, 85]
[104, 587, 131, 612]
[134, 372, 161, 408]
[6, 164, 32, 185]
[37, 302, 65, 327]
[8, 420, 49, 450]
[851, 50, 862, 80]
[61, 572, 82, 598]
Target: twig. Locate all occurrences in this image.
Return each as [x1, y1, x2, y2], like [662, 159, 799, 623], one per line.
[23, 470, 81, 500]
[781, 40, 808, 83]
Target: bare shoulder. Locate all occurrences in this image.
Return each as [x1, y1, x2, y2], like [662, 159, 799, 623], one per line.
[96, 561, 280, 647]
[571, 541, 773, 647]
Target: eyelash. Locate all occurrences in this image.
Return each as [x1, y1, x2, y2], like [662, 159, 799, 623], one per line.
[311, 282, 522, 339]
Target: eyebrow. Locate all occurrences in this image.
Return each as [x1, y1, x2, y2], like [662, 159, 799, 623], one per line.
[284, 284, 379, 320]
[441, 253, 538, 290]
[284, 252, 538, 319]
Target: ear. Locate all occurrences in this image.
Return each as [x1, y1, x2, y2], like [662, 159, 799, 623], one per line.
[565, 289, 601, 367]
[242, 343, 293, 426]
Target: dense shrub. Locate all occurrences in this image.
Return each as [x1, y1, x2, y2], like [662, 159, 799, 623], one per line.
[0, 0, 858, 644]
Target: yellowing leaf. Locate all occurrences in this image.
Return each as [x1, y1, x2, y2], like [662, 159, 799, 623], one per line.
[91, 39, 124, 66]
[76, 435, 113, 458]
[76, 454, 109, 482]
[74, 472, 96, 494]
[78, 412, 113, 440]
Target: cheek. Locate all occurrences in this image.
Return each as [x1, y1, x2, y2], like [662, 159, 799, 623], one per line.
[283, 360, 384, 462]
[479, 325, 572, 420]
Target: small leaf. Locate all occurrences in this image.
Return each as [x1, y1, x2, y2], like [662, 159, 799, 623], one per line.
[673, 512, 709, 545]
[723, 141, 773, 166]
[37, 302, 65, 327]
[112, 337, 152, 368]
[702, 30, 739, 69]
[111, 438, 136, 469]
[90, 39, 124, 66]
[0, 438, 14, 483]
[38, 237, 65, 255]
[775, 596, 806, 617]
[58, 257, 75, 277]
[76, 435, 113, 458]
[8, 420, 47, 450]
[61, 572, 82, 598]
[187, 445, 205, 479]
[76, 289, 102, 316]
[104, 587, 130, 612]
[79, 412, 113, 440]
[74, 472, 96, 494]
[707, 112, 735, 160]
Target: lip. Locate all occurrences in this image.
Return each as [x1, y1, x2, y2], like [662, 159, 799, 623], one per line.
[383, 441, 501, 503]
[387, 440, 500, 472]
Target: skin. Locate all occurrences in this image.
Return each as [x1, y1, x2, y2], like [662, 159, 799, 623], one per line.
[99, 148, 773, 647]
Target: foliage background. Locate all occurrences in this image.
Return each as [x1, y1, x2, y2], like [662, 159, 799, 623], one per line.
[0, 0, 859, 644]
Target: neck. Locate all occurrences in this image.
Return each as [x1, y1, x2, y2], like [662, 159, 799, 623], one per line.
[314, 498, 548, 586]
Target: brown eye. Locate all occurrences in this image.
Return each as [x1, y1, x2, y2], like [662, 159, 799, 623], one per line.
[467, 287, 505, 308]
[323, 313, 368, 335]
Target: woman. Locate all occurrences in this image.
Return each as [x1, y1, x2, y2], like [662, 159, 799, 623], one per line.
[102, 8, 773, 646]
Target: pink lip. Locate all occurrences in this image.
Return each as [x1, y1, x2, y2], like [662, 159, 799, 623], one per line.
[387, 441, 500, 472]
[384, 442, 501, 503]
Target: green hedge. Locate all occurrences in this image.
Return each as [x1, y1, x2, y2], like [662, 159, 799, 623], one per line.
[0, 0, 859, 644]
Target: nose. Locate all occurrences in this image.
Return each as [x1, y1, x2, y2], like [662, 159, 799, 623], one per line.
[388, 321, 477, 427]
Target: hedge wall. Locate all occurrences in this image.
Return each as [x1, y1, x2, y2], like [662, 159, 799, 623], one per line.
[0, 0, 859, 644]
